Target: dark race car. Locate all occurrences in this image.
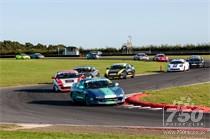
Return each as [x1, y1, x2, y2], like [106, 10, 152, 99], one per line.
[187, 55, 205, 68]
[86, 53, 100, 59]
[74, 66, 100, 78]
[104, 63, 135, 79]
[30, 53, 45, 59]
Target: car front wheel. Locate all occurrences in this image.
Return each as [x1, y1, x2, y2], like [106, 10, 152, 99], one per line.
[183, 66, 186, 71]
[53, 85, 59, 92]
[70, 92, 78, 103]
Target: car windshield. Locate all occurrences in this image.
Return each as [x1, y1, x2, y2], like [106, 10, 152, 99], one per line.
[170, 61, 184, 64]
[75, 68, 92, 72]
[88, 53, 97, 56]
[85, 80, 111, 89]
[189, 58, 201, 61]
[138, 53, 145, 56]
[56, 73, 79, 79]
[110, 65, 124, 70]
[157, 54, 165, 57]
[35, 53, 42, 56]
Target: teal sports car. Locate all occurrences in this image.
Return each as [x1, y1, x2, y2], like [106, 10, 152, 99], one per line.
[70, 78, 125, 105]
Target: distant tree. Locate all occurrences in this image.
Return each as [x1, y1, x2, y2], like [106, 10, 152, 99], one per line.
[1, 40, 210, 55]
[25, 42, 34, 48]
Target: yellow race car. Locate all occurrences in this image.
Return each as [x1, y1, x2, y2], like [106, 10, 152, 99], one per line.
[104, 63, 135, 79]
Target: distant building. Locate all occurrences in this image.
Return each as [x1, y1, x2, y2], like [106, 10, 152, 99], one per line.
[62, 46, 80, 56]
[121, 40, 133, 54]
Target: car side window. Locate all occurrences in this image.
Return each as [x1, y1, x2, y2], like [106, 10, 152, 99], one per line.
[125, 64, 129, 69]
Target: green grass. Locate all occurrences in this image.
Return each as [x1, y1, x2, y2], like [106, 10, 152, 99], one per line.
[0, 130, 162, 139]
[0, 59, 167, 87]
[142, 83, 210, 107]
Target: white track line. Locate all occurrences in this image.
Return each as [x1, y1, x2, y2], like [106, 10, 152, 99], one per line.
[1, 123, 209, 131]
[150, 108, 163, 110]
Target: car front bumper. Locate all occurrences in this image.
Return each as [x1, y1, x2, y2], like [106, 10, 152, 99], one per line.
[106, 73, 120, 79]
[58, 86, 71, 92]
[157, 59, 168, 62]
[167, 68, 183, 71]
[90, 97, 125, 105]
[190, 64, 203, 68]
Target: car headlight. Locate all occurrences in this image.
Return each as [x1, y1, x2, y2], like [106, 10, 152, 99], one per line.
[95, 96, 104, 99]
[105, 70, 109, 75]
[89, 97, 94, 101]
[179, 64, 183, 67]
[118, 94, 124, 97]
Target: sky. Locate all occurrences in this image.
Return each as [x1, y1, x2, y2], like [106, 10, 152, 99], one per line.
[0, 0, 209, 48]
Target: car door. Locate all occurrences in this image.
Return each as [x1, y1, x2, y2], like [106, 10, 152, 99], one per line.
[73, 81, 86, 101]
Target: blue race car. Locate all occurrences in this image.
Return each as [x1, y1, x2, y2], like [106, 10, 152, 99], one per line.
[70, 78, 125, 105]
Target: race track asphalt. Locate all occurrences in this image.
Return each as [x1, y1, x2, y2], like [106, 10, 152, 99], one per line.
[0, 68, 210, 127]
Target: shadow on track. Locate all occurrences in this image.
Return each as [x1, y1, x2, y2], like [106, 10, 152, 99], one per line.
[38, 82, 52, 85]
[28, 100, 118, 107]
[29, 100, 79, 106]
[15, 88, 59, 93]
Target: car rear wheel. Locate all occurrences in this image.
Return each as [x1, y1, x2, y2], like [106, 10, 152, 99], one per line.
[85, 95, 92, 106]
[122, 71, 127, 79]
[131, 71, 135, 78]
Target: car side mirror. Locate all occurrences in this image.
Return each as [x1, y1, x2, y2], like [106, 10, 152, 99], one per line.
[115, 82, 119, 87]
[51, 76, 55, 79]
[106, 67, 109, 70]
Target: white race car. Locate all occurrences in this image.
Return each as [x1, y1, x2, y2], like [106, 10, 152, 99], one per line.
[133, 53, 149, 61]
[52, 70, 84, 92]
[167, 59, 190, 72]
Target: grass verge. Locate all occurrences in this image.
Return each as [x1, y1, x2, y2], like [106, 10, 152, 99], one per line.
[0, 124, 21, 130]
[0, 130, 162, 139]
[0, 124, 209, 139]
[0, 59, 167, 87]
[142, 83, 210, 107]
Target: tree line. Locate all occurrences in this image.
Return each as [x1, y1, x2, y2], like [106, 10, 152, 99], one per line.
[0, 40, 66, 55]
[0, 40, 210, 56]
